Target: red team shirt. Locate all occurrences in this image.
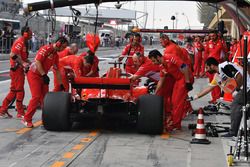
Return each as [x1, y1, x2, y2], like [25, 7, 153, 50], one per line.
[58, 47, 70, 59]
[80, 52, 99, 77]
[206, 40, 223, 62]
[163, 42, 182, 59]
[30, 45, 59, 75]
[59, 55, 83, 77]
[121, 44, 144, 66]
[229, 43, 238, 61]
[160, 55, 184, 80]
[10, 37, 28, 67]
[134, 57, 160, 81]
[203, 41, 209, 60]
[194, 41, 203, 56]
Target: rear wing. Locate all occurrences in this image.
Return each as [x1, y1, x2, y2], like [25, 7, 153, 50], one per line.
[72, 77, 131, 90]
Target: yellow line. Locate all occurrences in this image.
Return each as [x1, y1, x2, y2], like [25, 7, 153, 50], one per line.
[80, 138, 92, 143]
[16, 120, 43, 134]
[161, 132, 170, 139]
[50, 161, 65, 167]
[4, 128, 19, 132]
[63, 152, 75, 159]
[16, 128, 31, 134]
[33, 120, 43, 127]
[72, 144, 84, 150]
[50, 131, 99, 166]
[89, 130, 99, 137]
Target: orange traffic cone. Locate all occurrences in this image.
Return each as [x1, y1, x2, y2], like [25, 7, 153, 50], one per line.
[190, 108, 211, 144]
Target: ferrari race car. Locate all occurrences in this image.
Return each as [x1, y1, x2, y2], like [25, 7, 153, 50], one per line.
[42, 62, 163, 134]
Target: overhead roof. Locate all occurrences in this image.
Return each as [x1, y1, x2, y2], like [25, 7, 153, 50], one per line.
[24, 0, 249, 13]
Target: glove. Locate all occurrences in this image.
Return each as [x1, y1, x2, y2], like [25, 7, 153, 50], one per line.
[221, 64, 238, 78]
[186, 95, 198, 101]
[10, 63, 19, 71]
[60, 84, 65, 91]
[23, 62, 30, 73]
[24, 65, 29, 73]
[118, 56, 124, 62]
[67, 72, 75, 82]
[186, 82, 193, 91]
[71, 94, 81, 103]
[42, 74, 50, 85]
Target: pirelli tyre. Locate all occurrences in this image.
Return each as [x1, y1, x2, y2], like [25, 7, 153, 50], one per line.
[43, 92, 71, 131]
[137, 95, 164, 134]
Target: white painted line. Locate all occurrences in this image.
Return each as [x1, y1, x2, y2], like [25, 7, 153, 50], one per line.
[0, 79, 10, 84]
[186, 147, 191, 167]
[0, 70, 9, 73]
[7, 141, 49, 167]
[8, 162, 17, 167]
[0, 60, 9, 63]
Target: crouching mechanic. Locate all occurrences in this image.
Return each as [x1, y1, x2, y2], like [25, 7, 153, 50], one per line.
[0, 26, 32, 118]
[188, 57, 249, 137]
[57, 43, 79, 59]
[130, 52, 160, 83]
[21, 37, 68, 128]
[53, 43, 79, 90]
[53, 54, 95, 92]
[80, 50, 99, 77]
[148, 49, 193, 131]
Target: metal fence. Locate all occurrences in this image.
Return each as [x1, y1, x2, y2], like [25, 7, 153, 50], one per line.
[0, 37, 15, 54]
[0, 37, 160, 55]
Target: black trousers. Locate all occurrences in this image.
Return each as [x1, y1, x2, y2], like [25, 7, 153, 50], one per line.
[230, 90, 250, 135]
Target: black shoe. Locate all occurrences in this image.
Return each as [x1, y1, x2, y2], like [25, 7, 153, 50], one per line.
[221, 133, 235, 138]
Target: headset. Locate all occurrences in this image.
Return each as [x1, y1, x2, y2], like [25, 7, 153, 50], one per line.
[55, 36, 69, 48]
[21, 26, 31, 39]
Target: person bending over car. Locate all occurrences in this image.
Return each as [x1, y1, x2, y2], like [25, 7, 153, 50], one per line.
[79, 50, 99, 77]
[130, 52, 160, 83]
[53, 54, 94, 92]
[148, 49, 193, 132]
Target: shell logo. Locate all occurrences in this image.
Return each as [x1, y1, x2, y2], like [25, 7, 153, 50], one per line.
[82, 93, 87, 100]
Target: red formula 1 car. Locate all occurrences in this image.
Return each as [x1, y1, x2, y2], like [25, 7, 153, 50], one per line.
[42, 62, 163, 134]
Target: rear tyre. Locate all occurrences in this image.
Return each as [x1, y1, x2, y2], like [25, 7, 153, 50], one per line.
[137, 95, 164, 134]
[43, 92, 71, 131]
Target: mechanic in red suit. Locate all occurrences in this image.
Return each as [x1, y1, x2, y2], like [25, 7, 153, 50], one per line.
[79, 50, 99, 77]
[218, 33, 229, 62]
[181, 47, 194, 85]
[118, 33, 144, 74]
[148, 49, 193, 131]
[160, 35, 193, 128]
[229, 38, 238, 62]
[201, 35, 210, 76]
[130, 52, 160, 83]
[193, 36, 204, 78]
[53, 43, 79, 90]
[57, 43, 78, 59]
[53, 54, 94, 92]
[159, 35, 182, 58]
[0, 26, 32, 119]
[232, 31, 250, 64]
[205, 32, 223, 103]
[21, 37, 68, 128]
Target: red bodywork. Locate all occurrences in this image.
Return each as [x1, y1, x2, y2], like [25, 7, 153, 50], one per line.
[72, 67, 148, 102]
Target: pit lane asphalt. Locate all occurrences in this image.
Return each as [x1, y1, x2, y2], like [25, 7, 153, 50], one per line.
[0, 46, 244, 167]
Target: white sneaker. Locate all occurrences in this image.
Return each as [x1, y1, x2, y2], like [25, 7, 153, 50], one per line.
[21, 119, 34, 128]
[0, 111, 13, 119]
